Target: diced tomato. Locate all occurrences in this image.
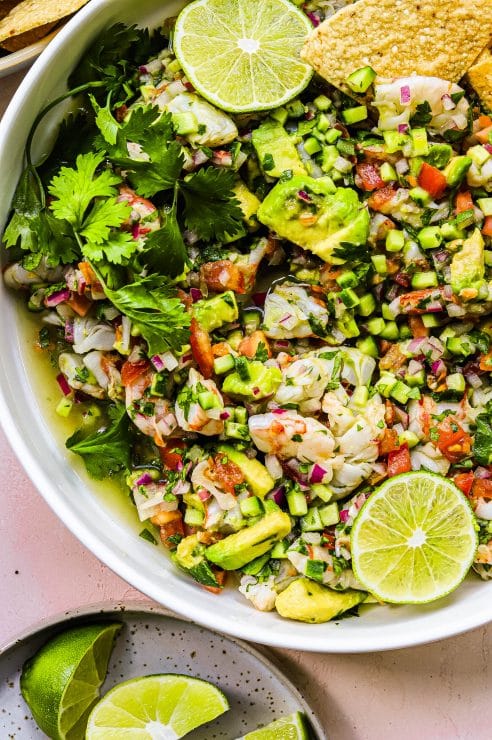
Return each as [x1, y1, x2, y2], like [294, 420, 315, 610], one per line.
[67, 293, 92, 316]
[476, 123, 492, 145]
[480, 351, 492, 372]
[367, 185, 397, 213]
[356, 162, 385, 191]
[435, 417, 472, 463]
[212, 342, 232, 357]
[455, 191, 474, 214]
[379, 428, 400, 456]
[158, 515, 185, 549]
[478, 114, 492, 129]
[207, 453, 244, 494]
[482, 216, 492, 237]
[203, 568, 227, 594]
[387, 444, 412, 476]
[409, 315, 429, 338]
[417, 162, 447, 199]
[454, 471, 474, 496]
[238, 330, 271, 360]
[159, 440, 186, 471]
[471, 478, 492, 500]
[190, 317, 214, 379]
[121, 358, 150, 386]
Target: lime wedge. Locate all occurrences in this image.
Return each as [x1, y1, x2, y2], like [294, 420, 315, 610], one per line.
[86, 673, 229, 738]
[351, 472, 477, 604]
[20, 622, 121, 740]
[174, 0, 313, 113]
[237, 711, 309, 740]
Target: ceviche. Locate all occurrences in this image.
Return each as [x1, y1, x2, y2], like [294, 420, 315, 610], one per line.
[3, 0, 492, 622]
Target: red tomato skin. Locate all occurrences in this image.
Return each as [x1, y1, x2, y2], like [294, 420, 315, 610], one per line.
[387, 444, 412, 476]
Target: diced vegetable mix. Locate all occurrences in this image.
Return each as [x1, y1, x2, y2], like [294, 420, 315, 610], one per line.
[3, 4, 492, 622]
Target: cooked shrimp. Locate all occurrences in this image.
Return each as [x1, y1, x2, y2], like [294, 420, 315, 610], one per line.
[248, 410, 337, 464]
[175, 368, 225, 436]
[117, 185, 161, 235]
[274, 356, 332, 413]
[125, 367, 177, 445]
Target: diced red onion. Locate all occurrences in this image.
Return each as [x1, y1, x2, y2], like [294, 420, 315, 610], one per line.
[408, 337, 426, 355]
[279, 314, 293, 325]
[252, 387, 260, 396]
[475, 467, 492, 480]
[138, 65, 148, 74]
[309, 463, 328, 484]
[135, 472, 153, 486]
[212, 150, 233, 168]
[464, 371, 482, 389]
[151, 355, 165, 372]
[393, 406, 409, 429]
[272, 408, 287, 415]
[273, 340, 290, 349]
[56, 373, 72, 396]
[132, 223, 141, 239]
[197, 488, 211, 502]
[398, 123, 409, 133]
[297, 190, 311, 202]
[339, 509, 350, 523]
[305, 10, 320, 26]
[172, 480, 190, 495]
[484, 144, 492, 156]
[431, 359, 446, 376]
[395, 158, 409, 175]
[425, 301, 444, 313]
[64, 320, 74, 343]
[408, 359, 423, 374]
[271, 486, 286, 507]
[400, 85, 411, 104]
[77, 277, 86, 296]
[433, 249, 449, 265]
[192, 149, 210, 167]
[265, 454, 283, 480]
[45, 288, 70, 308]
[220, 411, 230, 420]
[190, 288, 202, 303]
[441, 94, 456, 111]
[334, 156, 352, 173]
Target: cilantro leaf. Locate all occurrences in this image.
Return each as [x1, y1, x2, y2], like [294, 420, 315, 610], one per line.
[142, 188, 188, 278]
[48, 152, 122, 228]
[181, 167, 244, 241]
[100, 273, 191, 354]
[66, 403, 132, 479]
[79, 197, 131, 243]
[82, 231, 136, 265]
[3, 168, 78, 266]
[112, 141, 183, 198]
[409, 101, 432, 127]
[89, 94, 119, 145]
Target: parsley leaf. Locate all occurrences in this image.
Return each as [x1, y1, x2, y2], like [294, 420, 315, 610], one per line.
[181, 167, 244, 242]
[48, 152, 123, 228]
[66, 403, 132, 479]
[100, 273, 191, 354]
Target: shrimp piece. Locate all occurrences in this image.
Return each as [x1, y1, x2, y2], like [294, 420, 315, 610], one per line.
[117, 185, 161, 235]
[274, 357, 332, 413]
[175, 368, 225, 436]
[248, 411, 336, 464]
[4, 259, 64, 290]
[125, 367, 177, 445]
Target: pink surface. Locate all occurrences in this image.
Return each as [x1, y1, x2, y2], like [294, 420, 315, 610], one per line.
[1, 71, 492, 740]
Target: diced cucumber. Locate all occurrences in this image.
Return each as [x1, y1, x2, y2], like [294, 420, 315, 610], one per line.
[234, 407, 247, 424]
[314, 94, 332, 111]
[440, 221, 465, 241]
[446, 336, 475, 357]
[301, 507, 323, 532]
[304, 136, 322, 155]
[345, 66, 377, 93]
[242, 308, 262, 334]
[172, 111, 198, 135]
[382, 303, 396, 321]
[56, 397, 73, 417]
[336, 270, 358, 288]
[342, 106, 368, 124]
[409, 186, 431, 206]
[310, 484, 333, 503]
[366, 317, 386, 335]
[184, 506, 205, 527]
[383, 130, 409, 154]
[375, 372, 397, 397]
[421, 313, 441, 328]
[340, 288, 360, 308]
[270, 539, 289, 558]
[380, 162, 397, 182]
[357, 293, 376, 317]
[224, 421, 251, 440]
[386, 229, 405, 252]
[319, 502, 339, 527]
[447, 373, 466, 392]
[405, 369, 425, 387]
[418, 226, 442, 250]
[286, 489, 308, 517]
[198, 391, 220, 410]
[371, 254, 387, 275]
[411, 271, 438, 289]
[324, 128, 341, 144]
[213, 354, 235, 375]
[398, 430, 420, 449]
[478, 197, 492, 217]
[352, 385, 369, 406]
[240, 496, 264, 518]
[380, 321, 399, 340]
[411, 128, 429, 156]
[356, 335, 379, 358]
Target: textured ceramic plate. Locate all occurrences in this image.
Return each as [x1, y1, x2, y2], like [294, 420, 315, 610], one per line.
[0, 602, 325, 739]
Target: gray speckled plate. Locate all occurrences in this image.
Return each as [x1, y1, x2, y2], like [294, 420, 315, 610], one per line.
[0, 602, 325, 739]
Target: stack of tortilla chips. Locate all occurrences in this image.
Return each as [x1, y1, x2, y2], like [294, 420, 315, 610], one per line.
[0, 0, 88, 53]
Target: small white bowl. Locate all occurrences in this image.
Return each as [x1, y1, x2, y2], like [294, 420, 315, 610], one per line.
[0, 28, 60, 80]
[0, 0, 490, 652]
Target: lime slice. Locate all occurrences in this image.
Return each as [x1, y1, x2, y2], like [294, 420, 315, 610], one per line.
[20, 622, 121, 740]
[86, 673, 229, 738]
[351, 472, 478, 604]
[237, 711, 309, 740]
[174, 0, 313, 113]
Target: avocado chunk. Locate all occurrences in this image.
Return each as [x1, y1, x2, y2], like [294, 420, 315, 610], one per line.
[222, 361, 282, 400]
[275, 578, 367, 623]
[217, 444, 274, 498]
[174, 535, 220, 588]
[192, 291, 238, 332]
[450, 228, 485, 295]
[206, 510, 291, 570]
[257, 175, 370, 263]
[252, 120, 306, 178]
[233, 179, 261, 230]
[444, 156, 472, 187]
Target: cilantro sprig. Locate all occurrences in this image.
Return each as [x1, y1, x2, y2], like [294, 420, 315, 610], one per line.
[66, 403, 132, 479]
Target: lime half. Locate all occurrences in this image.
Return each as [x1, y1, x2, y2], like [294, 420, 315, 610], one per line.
[86, 673, 229, 738]
[174, 0, 313, 113]
[351, 472, 477, 604]
[20, 622, 121, 740]
[237, 711, 309, 740]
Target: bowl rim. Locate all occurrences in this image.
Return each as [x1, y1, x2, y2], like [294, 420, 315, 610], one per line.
[0, 0, 491, 654]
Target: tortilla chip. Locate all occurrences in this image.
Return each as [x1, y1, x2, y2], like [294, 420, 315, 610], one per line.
[0, 0, 21, 22]
[0, 0, 88, 43]
[467, 47, 492, 112]
[0, 21, 57, 51]
[301, 0, 492, 91]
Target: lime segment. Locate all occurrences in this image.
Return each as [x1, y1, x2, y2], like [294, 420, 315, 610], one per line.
[351, 472, 478, 604]
[85, 673, 229, 738]
[174, 0, 313, 112]
[237, 711, 309, 740]
[20, 622, 121, 740]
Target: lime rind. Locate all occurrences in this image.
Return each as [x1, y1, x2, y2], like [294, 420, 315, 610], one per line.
[174, 0, 313, 113]
[86, 673, 229, 738]
[238, 710, 309, 740]
[351, 472, 478, 605]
